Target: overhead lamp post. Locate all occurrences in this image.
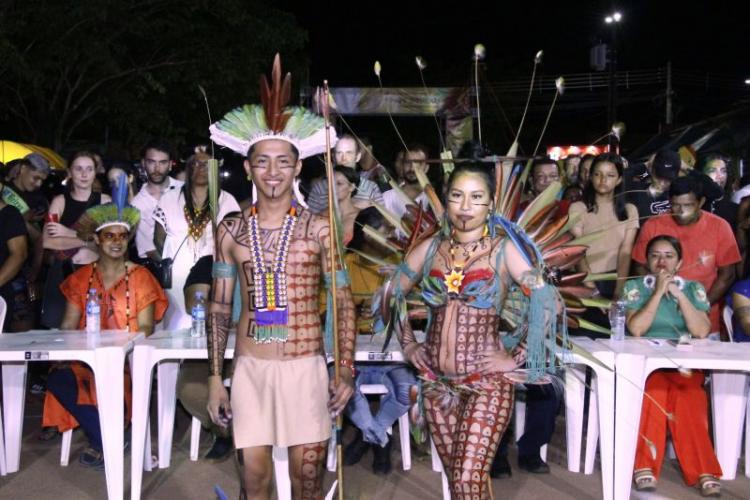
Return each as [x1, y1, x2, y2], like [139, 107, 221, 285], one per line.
[605, 11, 622, 132]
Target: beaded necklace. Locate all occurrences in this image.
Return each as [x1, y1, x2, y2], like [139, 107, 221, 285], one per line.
[247, 203, 297, 343]
[184, 204, 210, 241]
[87, 261, 131, 332]
[443, 225, 488, 295]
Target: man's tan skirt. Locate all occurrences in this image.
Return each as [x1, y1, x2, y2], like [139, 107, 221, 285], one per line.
[231, 354, 332, 449]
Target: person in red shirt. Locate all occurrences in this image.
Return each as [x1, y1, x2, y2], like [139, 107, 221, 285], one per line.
[632, 175, 741, 332]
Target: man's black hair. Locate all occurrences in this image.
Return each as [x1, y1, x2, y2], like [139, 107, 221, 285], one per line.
[140, 139, 173, 160]
[669, 175, 703, 199]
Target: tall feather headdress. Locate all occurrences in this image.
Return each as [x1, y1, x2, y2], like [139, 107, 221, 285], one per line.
[209, 54, 337, 159]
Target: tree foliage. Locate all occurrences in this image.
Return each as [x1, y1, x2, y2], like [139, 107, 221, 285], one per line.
[0, 0, 308, 154]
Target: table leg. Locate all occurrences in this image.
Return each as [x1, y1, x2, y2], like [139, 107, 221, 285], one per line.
[711, 371, 749, 480]
[564, 365, 586, 473]
[130, 346, 155, 500]
[157, 360, 179, 468]
[2, 362, 27, 473]
[613, 353, 647, 500]
[591, 355, 615, 500]
[93, 348, 126, 500]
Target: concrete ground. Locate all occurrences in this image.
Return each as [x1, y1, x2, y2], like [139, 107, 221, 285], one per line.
[2, 391, 750, 499]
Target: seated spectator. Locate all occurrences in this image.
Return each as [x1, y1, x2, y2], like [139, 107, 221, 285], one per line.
[342, 209, 417, 475]
[177, 255, 234, 461]
[42, 198, 167, 468]
[623, 235, 722, 496]
[727, 275, 750, 341]
[0, 177, 30, 332]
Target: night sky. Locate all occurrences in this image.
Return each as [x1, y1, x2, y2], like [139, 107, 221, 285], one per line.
[278, 0, 748, 158]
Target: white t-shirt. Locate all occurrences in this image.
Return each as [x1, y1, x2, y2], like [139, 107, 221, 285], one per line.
[131, 177, 184, 258]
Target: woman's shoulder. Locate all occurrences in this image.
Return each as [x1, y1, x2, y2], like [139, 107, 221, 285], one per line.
[568, 200, 586, 214]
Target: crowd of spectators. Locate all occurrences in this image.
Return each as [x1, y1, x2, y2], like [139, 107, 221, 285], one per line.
[0, 136, 747, 495]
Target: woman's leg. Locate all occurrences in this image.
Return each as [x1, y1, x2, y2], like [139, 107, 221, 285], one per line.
[450, 380, 513, 499]
[46, 367, 102, 451]
[634, 370, 671, 479]
[666, 371, 723, 486]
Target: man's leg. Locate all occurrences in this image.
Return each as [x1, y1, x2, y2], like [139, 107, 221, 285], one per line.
[343, 367, 376, 465]
[288, 440, 328, 500]
[236, 446, 273, 500]
[517, 383, 561, 472]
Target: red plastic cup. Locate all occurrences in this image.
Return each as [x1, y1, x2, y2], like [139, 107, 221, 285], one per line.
[45, 213, 59, 224]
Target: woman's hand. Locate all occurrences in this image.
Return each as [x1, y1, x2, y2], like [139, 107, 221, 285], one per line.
[44, 222, 75, 238]
[404, 342, 430, 373]
[654, 269, 674, 297]
[473, 348, 521, 374]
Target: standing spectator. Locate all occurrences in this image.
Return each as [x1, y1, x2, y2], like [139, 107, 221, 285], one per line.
[131, 140, 183, 262]
[577, 154, 595, 190]
[357, 137, 390, 191]
[626, 149, 681, 221]
[42, 151, 111, 328]
[563, 154, 581, 186]
[632, 175, 741, 333]
[3, 155, 50, 305]
[105, 162, 136, 203]
[568, 153, 639, 301]
[0, 177, 30, 332]
[698, 154, 738, 229]
[382, 144, 431, 222]
[153, 151, 240, 330]
[306, 134, 384, 214]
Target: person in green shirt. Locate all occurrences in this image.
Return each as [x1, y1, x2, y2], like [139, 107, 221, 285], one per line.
[623, 235, 710, 338]
[622, 234, 722, 497]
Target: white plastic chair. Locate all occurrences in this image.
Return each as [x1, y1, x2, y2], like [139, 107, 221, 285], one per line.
[326, 383, 411, 471]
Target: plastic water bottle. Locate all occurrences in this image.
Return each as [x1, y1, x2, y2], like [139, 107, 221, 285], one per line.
[85, 288, 100, 334]
[191, 291, 206, 338]
[608, 299, 626, 341]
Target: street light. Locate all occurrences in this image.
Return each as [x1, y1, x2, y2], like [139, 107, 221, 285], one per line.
[604, 11, 623, 139]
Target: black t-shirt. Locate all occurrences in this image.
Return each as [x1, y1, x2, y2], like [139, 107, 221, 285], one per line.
[0, 204, 28, 296]
[626, 179, 670, 220]
[707, 197, 738, 230]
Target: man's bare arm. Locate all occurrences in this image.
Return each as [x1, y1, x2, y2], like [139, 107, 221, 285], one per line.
[708, 264, 735, 305]
[207, 217, 238, 377]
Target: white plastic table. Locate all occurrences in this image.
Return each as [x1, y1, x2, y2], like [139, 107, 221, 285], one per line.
[129, 328, 235, 500]
[598, 337, 750, 500]
[562, 337, 616, 500]
[0, 329, 141, 500]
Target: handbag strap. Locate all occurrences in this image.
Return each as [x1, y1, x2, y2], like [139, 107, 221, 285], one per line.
[171, 234, 189, 261]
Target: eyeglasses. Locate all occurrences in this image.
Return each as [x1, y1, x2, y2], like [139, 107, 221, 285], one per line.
[100, 231, 129, 242]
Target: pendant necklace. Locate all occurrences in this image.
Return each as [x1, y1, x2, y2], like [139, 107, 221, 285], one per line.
[247, 203, 297, 343]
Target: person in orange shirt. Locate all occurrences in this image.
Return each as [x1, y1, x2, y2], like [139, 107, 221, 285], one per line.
[42, 181, 167, 469]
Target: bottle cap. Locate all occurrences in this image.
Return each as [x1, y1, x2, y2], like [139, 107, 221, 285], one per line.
[89, 288, 97, 294]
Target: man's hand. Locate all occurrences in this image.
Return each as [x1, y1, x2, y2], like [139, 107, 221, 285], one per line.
[206, 376, 232, 429]
[327, 369, 354, 417]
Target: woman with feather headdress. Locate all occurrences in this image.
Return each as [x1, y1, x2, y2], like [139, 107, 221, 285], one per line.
[41, 175, 168, 468]
[375, 161, 564, 500]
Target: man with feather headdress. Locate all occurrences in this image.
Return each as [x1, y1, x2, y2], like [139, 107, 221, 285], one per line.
[206, 55, 356, 499]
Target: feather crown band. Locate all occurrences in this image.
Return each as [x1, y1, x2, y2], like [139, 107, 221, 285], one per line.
[76, 172, 140, 239]
[209, 54, 337, 159]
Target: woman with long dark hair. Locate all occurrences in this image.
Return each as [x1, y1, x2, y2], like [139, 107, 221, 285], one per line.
[377, 162, 562, 499]
[153, 150, 240, 330]
[568, 153, 639, 300]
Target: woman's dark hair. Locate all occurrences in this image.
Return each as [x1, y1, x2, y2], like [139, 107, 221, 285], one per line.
[445, 162, 496, 201]
[581, 153, 628, 221]
[646, 234, 683, 260]
[183, 153, 209, 220]
[348, 207, 385, 251]
[334, 165, 359, 198]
